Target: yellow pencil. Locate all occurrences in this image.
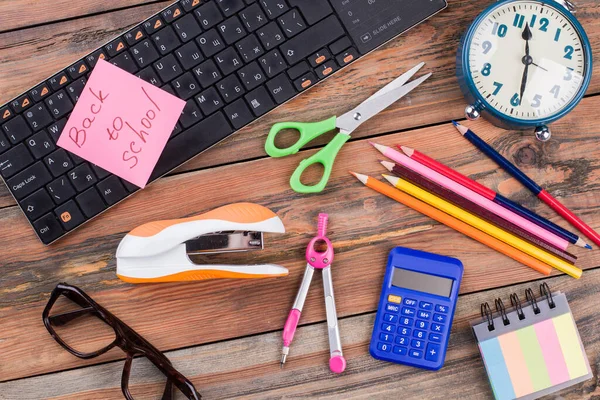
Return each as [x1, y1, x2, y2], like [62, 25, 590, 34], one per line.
[382, 174, 582, 279]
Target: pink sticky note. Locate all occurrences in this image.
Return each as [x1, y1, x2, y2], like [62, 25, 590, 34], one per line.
[58, 59, 186, 188]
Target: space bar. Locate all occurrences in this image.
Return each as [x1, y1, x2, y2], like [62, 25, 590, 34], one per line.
[150, 112, 233, 181]
[280, 15, 345, 65]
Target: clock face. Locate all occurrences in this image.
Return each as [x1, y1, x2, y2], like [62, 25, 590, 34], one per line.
[467, 1, 587, 121]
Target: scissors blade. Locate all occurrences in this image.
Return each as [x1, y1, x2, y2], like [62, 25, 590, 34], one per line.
[366, 62, 425, 102]
[336, 72, 432, 134]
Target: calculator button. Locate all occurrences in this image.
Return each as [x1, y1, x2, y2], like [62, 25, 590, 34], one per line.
[435, 305, 449, 313]
[404, 298, 417, 307]
[429, 333, 443, 342]
[388, 295, 402, 304]
[413, 329, 426, 339]
[409, 349, 423, 358]
[401, 307, 416, 317]
[377, 342, 391, 352]
[381, 323, 394, 333]
[431, 323, 444, 333]
[395, 336, 408, 346]
[425, 343, 441, 362]
[417, 311, 431, 319]
[411, 339, 424, 349]
[419, 301, 433, 310]
[434, 314, 447, 323]
[385, 303, 400, 313]
[379, 333, 393, 343]
[415, 320, 428, 330]
[383, 313, 398, 323]
[397, 327, 411, 336]
[399, 317, 413, 326]
[393, 346, 408, 355]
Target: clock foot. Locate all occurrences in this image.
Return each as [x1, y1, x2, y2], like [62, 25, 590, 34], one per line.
[535, 125, 551, 142]
[465, 105, 480, 121]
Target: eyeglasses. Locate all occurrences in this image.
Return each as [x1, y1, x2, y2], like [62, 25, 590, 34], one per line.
[42, 283, 202, 400]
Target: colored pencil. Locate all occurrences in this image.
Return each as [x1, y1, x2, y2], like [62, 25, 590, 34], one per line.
[382, 173, 581, 278]
[453, 121, 600, 248]
[369, 142, 570, 251]
[381, 160, 577, 264]
[398, 145, 590, 249]
[349, 172, 553, 276]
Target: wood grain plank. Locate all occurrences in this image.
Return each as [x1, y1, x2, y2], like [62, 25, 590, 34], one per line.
[1, 97, 600, 381]
[0, 1, 168, 33]
[1, 0, 600, 208]
[2, 268, 597, 399]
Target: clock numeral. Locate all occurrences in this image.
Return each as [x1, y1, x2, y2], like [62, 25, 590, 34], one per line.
[539, 18, 549, 32]
[530, 14, 537, 28]
[513, 13, 525, 28]
[564, 45, 574, 60]
[482, 41, 492, 55]
[531, 94, 542, 108]
[492, 22, 508, 38]
[564, 67, 574, 81]
[481, 63, 492, 77]
[513, 13, 549, 32]
[510, 93, 520, 107]
[492, 82, 503, 95]
[554, 28, 562, 42]
[550, 85, 561, 99]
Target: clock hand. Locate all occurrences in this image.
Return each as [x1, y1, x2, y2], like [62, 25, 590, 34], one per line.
[532, 62, 548, 72]
[519, 23, 533, 105]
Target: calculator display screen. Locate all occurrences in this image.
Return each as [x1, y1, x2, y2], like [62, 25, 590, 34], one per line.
[392, 268, 453, 297]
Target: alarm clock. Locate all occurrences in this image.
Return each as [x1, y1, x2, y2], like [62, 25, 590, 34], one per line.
[457, 0, 592, 141]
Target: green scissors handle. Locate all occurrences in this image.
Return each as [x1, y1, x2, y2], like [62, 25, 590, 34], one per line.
[265, 116, 337, 157]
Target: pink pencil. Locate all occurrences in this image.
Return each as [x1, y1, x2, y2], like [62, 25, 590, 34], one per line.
[370, 142, 570, 251]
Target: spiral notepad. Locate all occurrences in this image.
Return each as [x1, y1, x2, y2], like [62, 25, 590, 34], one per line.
[472, 284, 592, 400]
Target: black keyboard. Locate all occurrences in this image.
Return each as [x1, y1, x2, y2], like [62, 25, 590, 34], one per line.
[0, 0, 446, 244]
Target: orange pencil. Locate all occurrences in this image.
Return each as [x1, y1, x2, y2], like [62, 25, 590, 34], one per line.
[349, 172, 552, 276]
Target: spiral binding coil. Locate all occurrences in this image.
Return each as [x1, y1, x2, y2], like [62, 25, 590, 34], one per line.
[480, 284, 555, 331]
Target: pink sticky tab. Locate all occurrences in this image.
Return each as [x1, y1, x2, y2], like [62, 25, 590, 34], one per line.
[58, 59, 186, 188]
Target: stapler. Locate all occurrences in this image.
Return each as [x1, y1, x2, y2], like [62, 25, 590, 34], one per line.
[116, 203, 288, 283]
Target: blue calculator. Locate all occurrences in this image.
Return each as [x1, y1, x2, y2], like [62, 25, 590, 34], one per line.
[369, 247, 463, 370]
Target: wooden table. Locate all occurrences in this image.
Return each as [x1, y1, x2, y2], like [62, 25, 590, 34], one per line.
[0, 1, 598, 398]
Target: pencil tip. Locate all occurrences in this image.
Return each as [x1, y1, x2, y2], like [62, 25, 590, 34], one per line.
[349, 171, 368, 185]
[379, 160, 394, 171]
[382, 174, 397, 185]
[348, 171, 357, 178]
[369, 142, 388, 154]
[399, 145, 414, 157]
[585, 244, 593, 250]
[452, 120, 459, 127]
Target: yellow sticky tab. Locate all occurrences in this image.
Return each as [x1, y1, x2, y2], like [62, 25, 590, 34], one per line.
[388, 295, 402, 304]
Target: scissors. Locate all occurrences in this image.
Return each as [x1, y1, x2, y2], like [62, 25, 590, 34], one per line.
[265, 62, 431, 193]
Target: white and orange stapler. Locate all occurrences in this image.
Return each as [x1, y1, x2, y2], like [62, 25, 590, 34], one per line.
[116, 203, 288, 283]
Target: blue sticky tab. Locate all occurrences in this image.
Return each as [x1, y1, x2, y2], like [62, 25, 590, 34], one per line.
[479, 338, 515, 400]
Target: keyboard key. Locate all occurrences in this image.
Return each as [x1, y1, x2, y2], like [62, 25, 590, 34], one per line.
[429, 333, 443, 342]
[335, 47, 358, 67]
[97, 176, 128, 205]
[106, 38, 127, 57]
[0, 105, 13, 123]
[309, 48, 331, 67]
[399, 317, 413, 326]
[175, 41, 205, 70]
[55, 200, 85, 231]
[24, 104, 53, 132]
[47, 176, 76, 205]
[151, 112, 233, 180]
[172, 72, 202, 99]
[173, 14, 203, 43]
[379, 333, 392, 343]
[0, 131, 11, 154]
[385, 303, 400, 313]
[171, 122, 183, 138]
[47, 119, 67, 143]
[393, 346, 408, 356]
[86, 49, 108, 68]
[259, 49, 286, 78]
[179, 100, 204, 128]
[435, 305, 449, 313]
[260, 0, 289, 19]
[245, 86, 275, 116]
[383, 313, 398, 324]
[329, 37, 352, 55]
[91, 165, 110, 180]
[215, 47, 244, 76]
[30, 83, 52, 102]
[217, 75, 245, 103]
[256, 22, 285, 50]
[124, 27, 146, 46]
[238, 62, 266, 90]
[293, 71, 317, 91]
[197, 29, 226, 57]
[434, 314, 447, 323]
[131, 39, 160, 68]
[154, 54, 183, 83]
[162, 3, 184, 23]
[431, 323, 444, 333]
[45, 90, 74, 120]
[280, 15, 344, 65]
[66, 78, 87, 103]
[404, 298, 417, 307]
[110, 51, 139, 74]
[224, 98, 254, 129]
[121, 179, 140, 193]
[218, 16, 246, 45]
[48, 72, 70, 91]
[240, 4, 268, 31]
[68, 163, 97, 192]
[216, 0, 245, 17]
[381, 323, 394, 333]
[0, 144, 33, 178]
[413, 329, 426, 339]
[196, 87, 224, 115]
[143, 16, 165, 35]
[236, 34, 264, 62]
[44, 149, 73, 177]
[3, 115, 32, 144]
[420, 302, 433, 311]
[193, 59, 222, 88]
[266, 73, 296, 104]
[411, 339, 424, 349]
[278, 9, 306, 38]
[21, 189, 54, 221]
[395, 336, 408, 346]
[26, 131, 55, 159]
[137, 67, 163, 87]
[315, 61, 338, 79]
[287, 61, 310, 80]
[11, 94, 32, 113]
[194, 2, 224, 30]
[397, 327, 411, 336]
[288, 0, 333, 25]
[153, 26, 181, 55]
[7, 162, 52, 200]
[376, 342, 391, 353]
[181, 0, 202, 12]
[33, 213, 64, 244]
[67, 60, 89, 79]
[402, 307, 416, 317]
[417, 311, 431, 320]
[425, 343, 441, 362]
[76, 187, 106, 218]
[415, 320, 428, 330]
[409, 349, 423, 359]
